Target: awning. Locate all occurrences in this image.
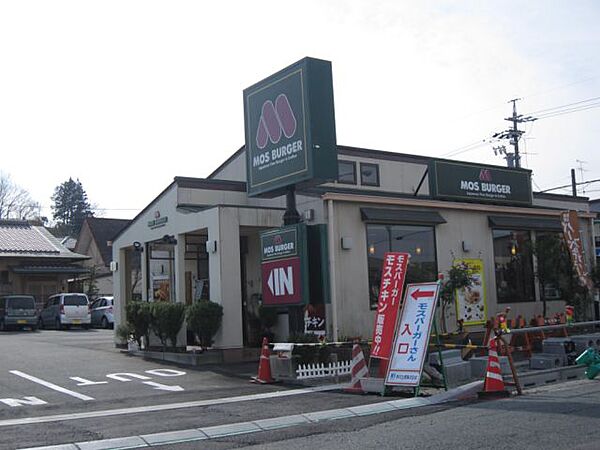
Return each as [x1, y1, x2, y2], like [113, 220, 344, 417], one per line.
[360, 208, 446, 225]
[488, 215, 562, 231]
[11, 265, 90, 275]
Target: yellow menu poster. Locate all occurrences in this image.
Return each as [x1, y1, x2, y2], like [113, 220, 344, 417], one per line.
[454, 258, 487, 326]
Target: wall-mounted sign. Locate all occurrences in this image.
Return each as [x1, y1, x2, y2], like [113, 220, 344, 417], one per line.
[454, 258, 487, 326]
[244, 57, 338, 197]
[370, 252, 410, 360]
[260, 224, 308, 306]
[429, 160, 532, 205]
[148, 211, 168, 229]
[385, 282, 440, 387]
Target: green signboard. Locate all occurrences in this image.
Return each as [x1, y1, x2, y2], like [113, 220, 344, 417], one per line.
[244, 57, 338, 197]
[261, 226, 299, 261]
[428, 160, 532, 205]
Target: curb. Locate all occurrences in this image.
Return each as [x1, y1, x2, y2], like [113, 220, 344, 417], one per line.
[20, 381, 483, 450]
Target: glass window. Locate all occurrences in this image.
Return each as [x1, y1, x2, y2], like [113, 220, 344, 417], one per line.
[148, 242, 175, 302]
[360, 163, 380, 186]
[338, 160, 356, 184]
[366, 224, 437, 309]
[64, 295, 88, 306]
[492, 229, 535, 303]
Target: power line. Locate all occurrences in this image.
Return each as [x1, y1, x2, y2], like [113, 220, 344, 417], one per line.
[525, 95, 600, 115]
[539, 177, 600, 193]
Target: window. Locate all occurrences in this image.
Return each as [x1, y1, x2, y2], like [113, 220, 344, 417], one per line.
[360, 163, 379, 187]
[148, 241, 175, 302]
[338, 160, 356, 184]
[492, 230, 535, 303]
[366, 224, 437, 309]
[0, 271, 8, 284]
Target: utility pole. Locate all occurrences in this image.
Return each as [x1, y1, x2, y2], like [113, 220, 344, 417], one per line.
[571, 168, 577, 197]
[492, 99, 536, 168]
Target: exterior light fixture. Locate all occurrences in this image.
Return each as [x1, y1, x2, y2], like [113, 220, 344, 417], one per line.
[415, 246, 422, 256]
[511, 243, 517, 256]
[368, 243, 375, 255]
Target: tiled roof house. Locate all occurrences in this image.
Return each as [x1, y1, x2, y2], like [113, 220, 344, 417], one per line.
[0, 220, 89, 306]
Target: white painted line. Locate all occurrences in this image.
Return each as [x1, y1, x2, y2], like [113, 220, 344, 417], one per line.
[141, 381, 184, 392]
[10, 371, 94, 401]
[0, 384, 341, 428]
[0, 396, 47, 407]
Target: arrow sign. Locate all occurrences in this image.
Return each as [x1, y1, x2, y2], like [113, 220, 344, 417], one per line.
[142, 381, 184, 392]
[410, 288, 435, 300]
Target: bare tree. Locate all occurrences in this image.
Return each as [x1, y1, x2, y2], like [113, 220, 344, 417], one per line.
[0, 172, 41, 220]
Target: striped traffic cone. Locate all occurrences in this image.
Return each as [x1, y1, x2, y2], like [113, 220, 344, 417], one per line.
[251, 337, 275, 384]
[478, 337, 510, 399]
[344, 343, 368, 393]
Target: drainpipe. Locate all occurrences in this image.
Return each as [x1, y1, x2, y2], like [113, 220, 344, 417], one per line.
[327, 199, 339, 341]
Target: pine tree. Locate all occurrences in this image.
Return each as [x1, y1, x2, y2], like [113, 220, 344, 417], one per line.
[51, 178, 94, 236]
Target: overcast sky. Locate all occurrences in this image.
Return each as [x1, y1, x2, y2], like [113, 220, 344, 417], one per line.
[1, 1, 599, 221]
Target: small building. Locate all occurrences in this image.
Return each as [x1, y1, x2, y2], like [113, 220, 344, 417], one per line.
[112, 146, 596, 353]
[74, 217, 132, 298]
[0, 220, 89, 308]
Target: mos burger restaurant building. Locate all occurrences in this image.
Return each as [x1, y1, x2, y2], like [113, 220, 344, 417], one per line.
[111, 145, 595, 351]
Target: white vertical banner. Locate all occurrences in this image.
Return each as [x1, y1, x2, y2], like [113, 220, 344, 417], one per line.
[385, 282, 441, 387]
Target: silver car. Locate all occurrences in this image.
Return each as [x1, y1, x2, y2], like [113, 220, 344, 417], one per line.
[90, 296, 114, 329]
[39, 293, 91, 330]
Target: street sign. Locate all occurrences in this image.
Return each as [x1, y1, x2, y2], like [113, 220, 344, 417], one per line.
[428, 160, 532, 205]
[385, 282, 441, 387]
[260, 224, 308, 306]
[370, 252, 410, 360]
[244, 57, 338, 197]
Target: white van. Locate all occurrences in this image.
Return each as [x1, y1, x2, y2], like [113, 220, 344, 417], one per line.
[39, 293, 91, 330]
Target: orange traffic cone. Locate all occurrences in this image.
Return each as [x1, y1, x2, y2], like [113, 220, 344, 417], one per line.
[251, 337, 275, 384]
[344, 343, 368, 393]
[478, 337, 510, 399]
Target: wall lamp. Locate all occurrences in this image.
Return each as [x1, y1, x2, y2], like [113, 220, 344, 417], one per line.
[133, 241, 144, 252]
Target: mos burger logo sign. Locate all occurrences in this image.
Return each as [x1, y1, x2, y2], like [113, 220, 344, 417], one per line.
[244, 57, 338, 197]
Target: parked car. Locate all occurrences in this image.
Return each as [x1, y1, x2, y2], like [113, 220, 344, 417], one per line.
[0, 295, 38, 331]
[38, 293, 91, 330]
[90, 296, 114, 329]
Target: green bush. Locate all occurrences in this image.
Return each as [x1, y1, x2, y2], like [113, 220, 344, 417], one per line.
[125, 301, 152, 347]
[186, 300, 223, 349]
[150, 302, 186, 349]
[288, 333, 329, 365]
[115, 323, 132, 345]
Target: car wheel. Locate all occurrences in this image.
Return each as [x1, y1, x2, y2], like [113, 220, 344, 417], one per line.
[101, 317, 109, 329]
[55, 318, 62, 330]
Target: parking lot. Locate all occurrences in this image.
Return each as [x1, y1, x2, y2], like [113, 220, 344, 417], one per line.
[0, 329, 267, 415]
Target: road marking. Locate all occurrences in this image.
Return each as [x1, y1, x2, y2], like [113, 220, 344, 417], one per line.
[0, 396, 47, 407]
[9, 371, 94, 401]
[0, 384, 343, 427]
[70, 377, 109, 386]
[142, 381, 184, 392]
[106, 373, 151, 382]
[145, 369, 186, 377]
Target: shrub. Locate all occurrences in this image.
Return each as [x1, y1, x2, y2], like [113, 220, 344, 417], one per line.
[125, 301, 152, 347]
[150, 302, 186, 350]
[288, 333, 329, 365]
[115, 323, 132, 345]
[186, 300, 224, 349]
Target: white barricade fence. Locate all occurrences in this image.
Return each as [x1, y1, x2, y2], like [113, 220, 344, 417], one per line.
[295, 360, 352, 380]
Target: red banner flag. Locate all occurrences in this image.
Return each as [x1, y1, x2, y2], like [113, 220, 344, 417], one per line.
[370, 252, 410, 360]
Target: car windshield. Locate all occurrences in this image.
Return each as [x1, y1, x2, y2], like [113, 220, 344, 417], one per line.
[64, 295, 88, 306]
[7, 297, 35, 309]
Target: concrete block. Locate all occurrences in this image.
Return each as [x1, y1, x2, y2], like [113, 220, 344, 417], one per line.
[542, 338, 575, 355]
[443, 361, 471, 386]
[429, 349, 462, 366]
[469, 355, 511, 378]
[530, 353, 565, 370]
